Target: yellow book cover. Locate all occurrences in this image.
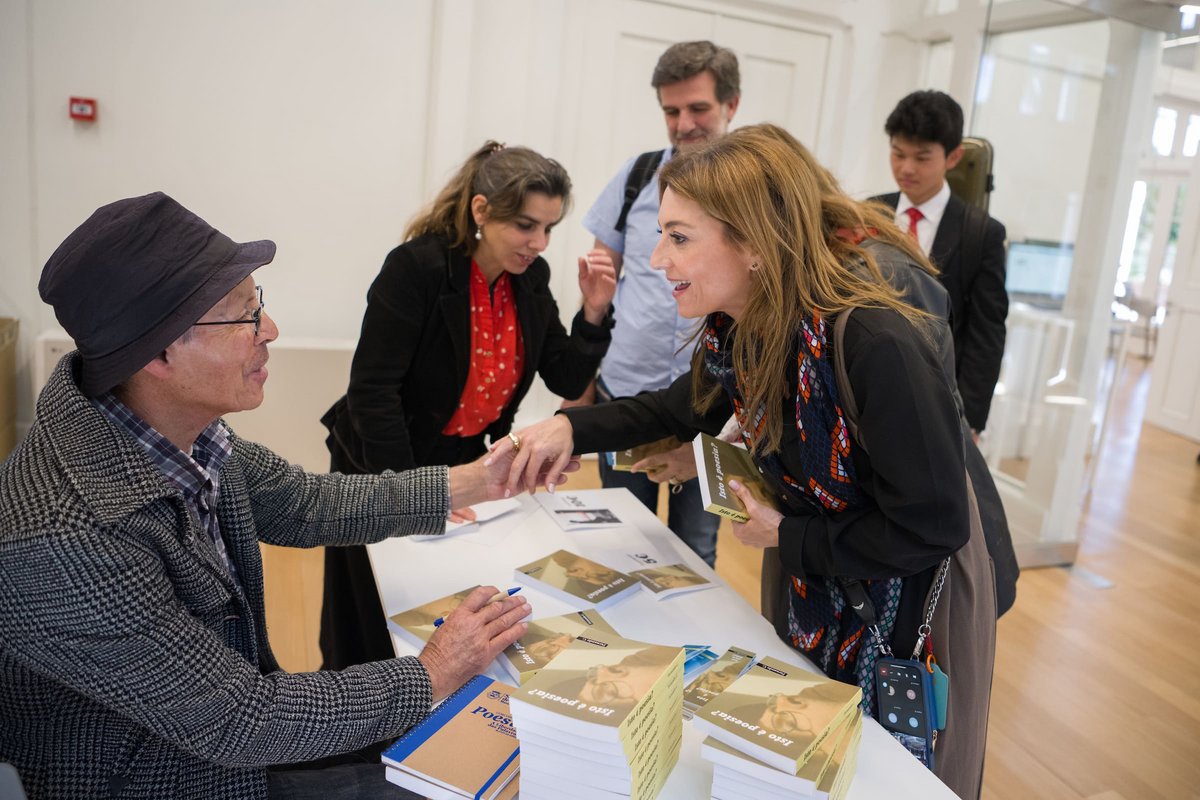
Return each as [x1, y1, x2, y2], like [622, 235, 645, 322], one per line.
[607, 436, 687, 472]
[499, 608, 618, 685]
[691, 655, 862, 775]
[386, 585, 480, 650]
[381, 674, 519, 800]
[514, 550, 639, 610]
[692, 432, 779, 522]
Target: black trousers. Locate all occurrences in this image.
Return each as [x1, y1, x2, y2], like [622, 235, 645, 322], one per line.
[319, 433, 487, 670]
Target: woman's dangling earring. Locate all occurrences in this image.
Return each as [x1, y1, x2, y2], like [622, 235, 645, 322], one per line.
[475, 226, 483, 242]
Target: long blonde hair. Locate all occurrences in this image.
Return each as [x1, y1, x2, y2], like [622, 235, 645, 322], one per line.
[404, 141, 572, 253]
[659, 123, 934, 456]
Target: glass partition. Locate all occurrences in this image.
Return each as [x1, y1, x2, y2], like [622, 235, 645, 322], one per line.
[970, 1, 1165, 565]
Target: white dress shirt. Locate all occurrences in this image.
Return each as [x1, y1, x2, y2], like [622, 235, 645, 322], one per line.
[895, 181, 951, 256]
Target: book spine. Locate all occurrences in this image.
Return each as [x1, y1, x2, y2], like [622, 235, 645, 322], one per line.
[475, 748, 519, 800]
[799, 700, 859, 768]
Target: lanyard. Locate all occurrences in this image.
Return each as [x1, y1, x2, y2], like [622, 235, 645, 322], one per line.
[839, 557, 950, 659]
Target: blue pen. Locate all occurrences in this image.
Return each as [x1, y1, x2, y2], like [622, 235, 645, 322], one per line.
[433, 587, 522, 627]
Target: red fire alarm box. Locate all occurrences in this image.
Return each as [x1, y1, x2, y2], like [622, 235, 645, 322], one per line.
[69, 97, 97, 121]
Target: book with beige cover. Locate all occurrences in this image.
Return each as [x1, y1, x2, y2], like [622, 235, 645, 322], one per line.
[381, 674, 520, 800]
[692, 432, 779, 523]
[498, 608, 618, 685]
[690, 655, 861, 775]
[514, 549, 638, 610]
[386, 585, 480, 650]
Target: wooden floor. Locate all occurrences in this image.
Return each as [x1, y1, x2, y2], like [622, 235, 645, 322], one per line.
[261, 359, 1200, 799]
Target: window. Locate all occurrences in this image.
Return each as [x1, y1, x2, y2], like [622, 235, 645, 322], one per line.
[1183, 114, 1200, 158]
[1152, 106, 1178, 156]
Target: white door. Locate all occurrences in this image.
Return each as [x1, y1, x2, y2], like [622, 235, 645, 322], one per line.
[564, 0, 839, 260]
[514, 0, 843, 429]
[1145, 164, 1200, 441]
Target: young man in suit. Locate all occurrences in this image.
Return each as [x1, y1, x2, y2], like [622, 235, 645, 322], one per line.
[876, 90, 1008, 438]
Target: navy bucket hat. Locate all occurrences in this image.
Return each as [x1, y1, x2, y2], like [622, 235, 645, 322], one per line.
[39, 192, 276, 396]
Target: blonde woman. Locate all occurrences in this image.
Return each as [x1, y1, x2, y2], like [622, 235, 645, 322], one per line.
[494, 124, 995, 798]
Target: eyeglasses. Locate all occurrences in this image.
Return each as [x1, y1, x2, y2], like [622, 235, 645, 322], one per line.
[193, 285, 266, 336]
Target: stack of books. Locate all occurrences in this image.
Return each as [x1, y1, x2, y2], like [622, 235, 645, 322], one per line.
[509, 630, 684, 800]
[381, 674, 521, 800]
[703, 714, 862, 800]
[691, 656, 864, 800]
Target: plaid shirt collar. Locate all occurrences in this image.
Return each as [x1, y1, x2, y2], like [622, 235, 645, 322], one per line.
[92, 392, 232, 496]
[93, 392, 241, 584]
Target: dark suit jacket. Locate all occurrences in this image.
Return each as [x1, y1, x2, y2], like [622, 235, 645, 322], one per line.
[323, 233, 612, 473]
[875, 192, 1008, 431]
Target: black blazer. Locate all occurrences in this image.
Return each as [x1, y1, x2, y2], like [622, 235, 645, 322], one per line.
[323, 233, 612, 473]
[559, 305, 970, 656]
[874, 192, 1008, 431]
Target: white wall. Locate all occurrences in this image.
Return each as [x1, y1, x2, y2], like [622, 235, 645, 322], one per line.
[2, 0, 935, 450]
[0, 0, 38, 427]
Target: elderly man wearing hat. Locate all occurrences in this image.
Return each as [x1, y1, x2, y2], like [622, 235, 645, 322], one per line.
[0, 192, 560, 800]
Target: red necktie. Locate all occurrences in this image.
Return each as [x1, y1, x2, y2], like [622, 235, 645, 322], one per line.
[904, 206, 924, 240]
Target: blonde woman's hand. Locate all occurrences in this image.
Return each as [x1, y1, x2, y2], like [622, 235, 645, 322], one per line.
[631, 442, 698, 485]
[728, 479, 783, 549]
[486, 415, 577, 496]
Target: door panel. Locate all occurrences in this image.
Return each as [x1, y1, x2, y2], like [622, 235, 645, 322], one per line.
[1146, 164, 1200, 440]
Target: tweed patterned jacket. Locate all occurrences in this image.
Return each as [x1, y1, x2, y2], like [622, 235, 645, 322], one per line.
[0, 354, 452, 799]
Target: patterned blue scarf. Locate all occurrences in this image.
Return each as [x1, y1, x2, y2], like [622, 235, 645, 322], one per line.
[701, 311, 901, 713]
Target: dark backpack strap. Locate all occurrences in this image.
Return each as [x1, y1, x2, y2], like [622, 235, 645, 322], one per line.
[614, 149, 665, 233]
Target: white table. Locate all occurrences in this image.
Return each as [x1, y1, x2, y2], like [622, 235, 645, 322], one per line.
[368, 488, 956, 799]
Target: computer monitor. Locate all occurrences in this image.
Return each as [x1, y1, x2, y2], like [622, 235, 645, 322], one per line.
[1005, 240, 1073, 309]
